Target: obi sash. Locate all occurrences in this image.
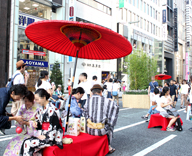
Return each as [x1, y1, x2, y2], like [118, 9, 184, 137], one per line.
[42, 122, 50, 130]
[87, 118, 105, 129]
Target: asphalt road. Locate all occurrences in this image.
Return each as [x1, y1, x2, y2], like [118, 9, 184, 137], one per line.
[0, 98, 192, 156]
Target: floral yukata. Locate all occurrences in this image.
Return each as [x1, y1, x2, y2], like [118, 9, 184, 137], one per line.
[19, 103, 63, 156]
[4, 104, 40, 156]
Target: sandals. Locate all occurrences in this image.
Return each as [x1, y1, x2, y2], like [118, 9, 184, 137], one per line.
[108, 148, 115, 154]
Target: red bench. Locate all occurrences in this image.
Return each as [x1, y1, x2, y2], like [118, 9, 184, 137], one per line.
[43, 133, 109, 156]
[148, 113, 183, 131]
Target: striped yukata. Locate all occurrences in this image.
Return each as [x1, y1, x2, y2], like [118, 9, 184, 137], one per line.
[84, 94, 119, 145]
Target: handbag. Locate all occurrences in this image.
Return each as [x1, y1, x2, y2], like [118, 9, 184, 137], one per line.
[112, 91, 118, 96]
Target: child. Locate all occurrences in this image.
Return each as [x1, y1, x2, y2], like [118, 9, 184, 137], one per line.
[141, 88, 160, 121]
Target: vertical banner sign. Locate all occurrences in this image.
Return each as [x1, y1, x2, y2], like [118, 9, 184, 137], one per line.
[186, 53, 189, 80]
[119, 0, 124, 8]
[162, 24, 167, 41]
[69, 0, 74, 21]
[162, 6, 167, 23]
[174, 8, 178, 52]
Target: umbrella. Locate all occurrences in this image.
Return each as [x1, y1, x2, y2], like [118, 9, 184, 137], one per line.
[25, 20, 132, 132]
[155, 74, 172, 80]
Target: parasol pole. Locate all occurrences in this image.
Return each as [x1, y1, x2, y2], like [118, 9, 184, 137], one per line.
[65, 30, 82, 132]
[65, 50, 79, 132]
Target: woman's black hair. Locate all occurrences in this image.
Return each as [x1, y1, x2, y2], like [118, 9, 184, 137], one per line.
[35, 89, 50, 100]
[114, 79, 117, 83]
[109, 78, 113, 82]
[37, 71, 49, 87]
[160, 87, 169, 97]
[24, 91, 34, 103]
[154, 88, 159, 95]
[10, 84, 28, 96]
[72, 87, 85, 95]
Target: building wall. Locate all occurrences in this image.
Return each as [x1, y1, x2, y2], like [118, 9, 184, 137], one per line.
[0, 0, 11, 87]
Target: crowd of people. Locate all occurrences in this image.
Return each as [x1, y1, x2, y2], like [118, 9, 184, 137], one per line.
[0, 60, 120, 155]
[142, 76, 192, 132]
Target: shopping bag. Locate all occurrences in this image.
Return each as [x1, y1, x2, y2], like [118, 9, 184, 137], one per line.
[67, 117, 80, 136]
[186, 104, 192, 120]
[80, 117, 86, 133]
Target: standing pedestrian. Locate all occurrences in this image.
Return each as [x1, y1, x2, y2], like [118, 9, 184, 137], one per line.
[78, 73, 88, 108]
[105, 78, 113, 99]
[169, 80, 178, 108]
[67, 78, 71, 95]
[112, 79, 120, 105]
[91, 76, 100, 88]
[180, 79, 189, 109]
[0, 84, 28, 135]
[174, 80, 179, 107]
[11, 60, 29, 116]
[122, 81, 126, 92]
[148, 76, 158, 106]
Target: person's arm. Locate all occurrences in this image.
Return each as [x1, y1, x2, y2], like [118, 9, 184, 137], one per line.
[148, 85, 151, 96]
[175, 86, 178, 97]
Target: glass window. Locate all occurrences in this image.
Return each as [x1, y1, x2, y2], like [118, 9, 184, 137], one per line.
[120, 8, 123, 20]
[19, 0, 52, 19]
[144, 2, 146, 13]
[140, 0, 142, 11]
[129, 0, 131, 4]
[151, 23, 152, 33]
[153, 9, 155, 18]
[133, 0, 135, 6]
[153, 24, 155, 34]
[140, 17, 143, 28]
[156, 26, 158, 36]
[129, 11, 132, 22]
[147, 4, 149, 15]
[156, 10, 158, 20]
[137, 15, 139, 26]
[147, 21, 149, 31]
[144, 19, 146, 30]
[124, 8, 128, 22]
[137, 0, 139, 8]
[150, 6, 152, 17]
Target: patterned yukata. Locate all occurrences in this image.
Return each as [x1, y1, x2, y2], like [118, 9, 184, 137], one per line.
[84, 95, 119, 145]
[4, 104, 40, 156]
[19, 103, 63, 156]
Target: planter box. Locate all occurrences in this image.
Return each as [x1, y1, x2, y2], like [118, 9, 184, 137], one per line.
[122, 94, 150, 109]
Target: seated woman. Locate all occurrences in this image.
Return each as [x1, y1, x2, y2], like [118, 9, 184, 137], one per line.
[4, 91, 40, 156]
[141, 88, 160, 121]
[19, 89, 63, 156]
[64, 87, 84, 118]
[157, 87, 179, 131]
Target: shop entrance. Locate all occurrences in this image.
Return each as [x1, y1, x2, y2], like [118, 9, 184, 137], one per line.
[26, 66, 48, 92]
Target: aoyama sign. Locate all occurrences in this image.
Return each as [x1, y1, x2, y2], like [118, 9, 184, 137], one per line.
[22, 59, 48, 67]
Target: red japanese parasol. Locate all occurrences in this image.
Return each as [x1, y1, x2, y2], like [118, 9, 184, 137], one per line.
[25, 20, 132, 132]
[155, 74, 172, 80]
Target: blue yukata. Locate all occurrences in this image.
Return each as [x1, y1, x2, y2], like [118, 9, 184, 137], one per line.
[0, 88, 11, 129]
[65, 96, 83, 118]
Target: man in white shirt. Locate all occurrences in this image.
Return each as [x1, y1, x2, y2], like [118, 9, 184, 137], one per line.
[12, 60, 29, 85]
[91, 76, 100, 88]
[11, 60, 29, 116]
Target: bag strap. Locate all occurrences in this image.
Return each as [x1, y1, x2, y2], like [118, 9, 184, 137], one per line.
[151, 82, 155, 88]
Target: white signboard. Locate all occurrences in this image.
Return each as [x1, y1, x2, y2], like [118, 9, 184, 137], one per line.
[162, 24, 167, 41]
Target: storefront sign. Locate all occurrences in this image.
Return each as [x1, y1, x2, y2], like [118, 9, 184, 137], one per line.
[19, 12, 45, 29]
[22, 59, 48, 68]
[162, 6, 167, 23]
[81, 62, 101, 68]
[22, 49, 46, 56]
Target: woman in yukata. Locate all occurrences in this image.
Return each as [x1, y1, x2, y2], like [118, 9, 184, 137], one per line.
[4, 91, 40, 156]
[64, 87, 85, 118]
[19, 89, 63, 156]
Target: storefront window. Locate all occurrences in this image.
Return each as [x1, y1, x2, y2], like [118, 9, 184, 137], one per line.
[19, 0, 52, 19]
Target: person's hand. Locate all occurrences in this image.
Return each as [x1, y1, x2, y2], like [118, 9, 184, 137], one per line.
[38, 135, 46, 140]
[78, 103, 81, 108]
[176, 95, 178, 98]
[152, 107, 155, 110]
[148, 94, 150, 97]
[15, 116, 24, 124]
[33, 121, 38, 128]
[52, 85, 56, 90]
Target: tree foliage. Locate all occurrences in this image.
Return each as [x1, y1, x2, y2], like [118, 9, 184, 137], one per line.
[124, 50, 158, 90]
[50, 61, 63, 91]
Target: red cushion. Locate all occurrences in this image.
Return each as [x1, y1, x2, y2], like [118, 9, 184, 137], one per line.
[43, 133, 109, 156]
[148, 113, 183, 131]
